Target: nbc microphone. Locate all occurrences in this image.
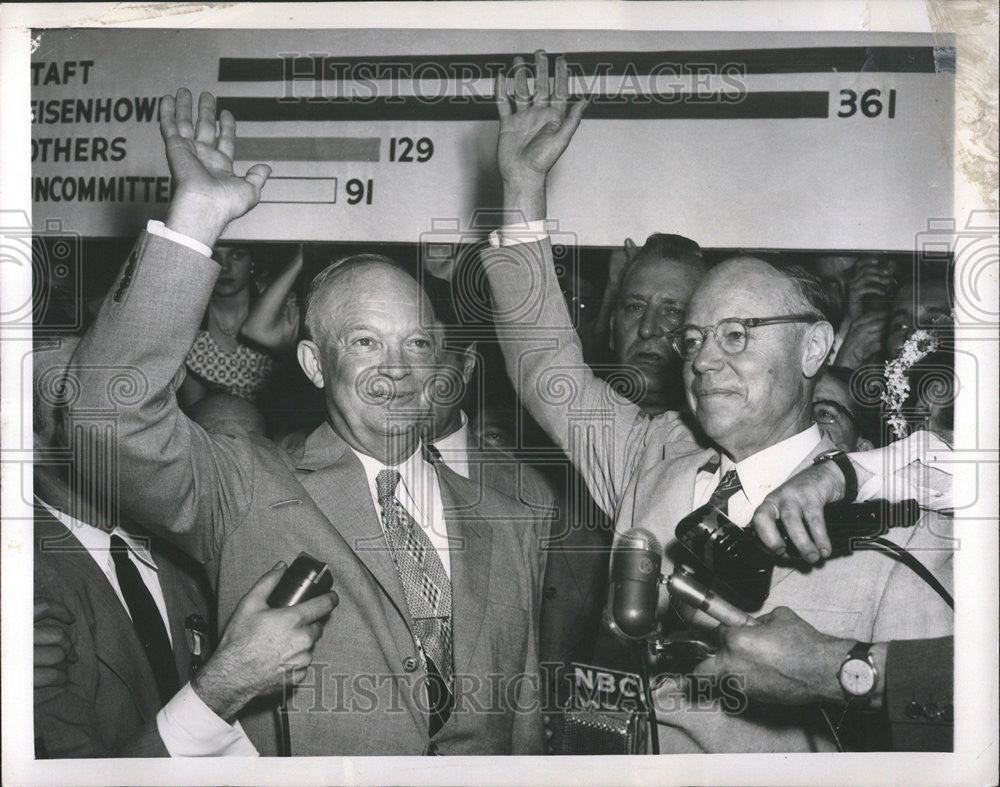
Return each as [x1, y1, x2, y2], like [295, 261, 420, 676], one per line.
[606, 528, 663, 639]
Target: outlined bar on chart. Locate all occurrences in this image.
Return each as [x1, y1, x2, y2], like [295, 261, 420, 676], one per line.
[258, 176, 338, 204]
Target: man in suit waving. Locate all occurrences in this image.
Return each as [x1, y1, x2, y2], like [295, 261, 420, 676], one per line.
[66, 88, 545, 756]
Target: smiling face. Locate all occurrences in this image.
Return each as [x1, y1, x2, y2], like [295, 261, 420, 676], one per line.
[682, 258, 832, 461]
[610, 256, 702, 409]
[212, 246, 254, 297]
[297, 262, 441, 463]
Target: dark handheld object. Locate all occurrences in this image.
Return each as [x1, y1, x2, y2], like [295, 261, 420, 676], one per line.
[266, 552, 334, 758]
[267, 553, 333, 608]
[675, 500, 923, 610]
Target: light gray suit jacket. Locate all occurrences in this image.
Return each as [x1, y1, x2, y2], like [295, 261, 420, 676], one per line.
[482, 238, 954, 752]
[67, 232, 546, 756]
[33, 512, 211, 758]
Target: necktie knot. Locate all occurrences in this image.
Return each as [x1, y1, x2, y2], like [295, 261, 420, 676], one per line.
[717, 468, 741, 494]
[376, 468, 401, 507]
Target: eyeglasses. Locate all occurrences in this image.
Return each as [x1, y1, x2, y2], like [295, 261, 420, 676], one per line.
[813, 399, 857, 425]
[669, 314, 823, 361]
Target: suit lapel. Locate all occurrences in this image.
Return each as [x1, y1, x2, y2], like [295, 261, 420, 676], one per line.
[35, 514, 162, 720]
[154, 545, 203, 683]
[437, 467, 493, 676]
[296, 423, 412, 621]
[661, 447, 718, 536]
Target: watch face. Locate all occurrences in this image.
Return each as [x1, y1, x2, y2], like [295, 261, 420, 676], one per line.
[840, 658, 876, 695]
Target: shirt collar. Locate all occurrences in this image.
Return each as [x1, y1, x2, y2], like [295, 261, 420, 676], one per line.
[430, 411, 470, 477]
[432, 411, 469, 454]
[38, 500, 159, 571]
[718, 424, 824, 510]
[349, 444, 435, 512]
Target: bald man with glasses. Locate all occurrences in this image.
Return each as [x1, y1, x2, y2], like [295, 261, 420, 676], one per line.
[483, 51, 953, 753]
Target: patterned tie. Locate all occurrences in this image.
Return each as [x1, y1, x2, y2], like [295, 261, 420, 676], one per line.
[376, 469, 454, 692]
[109, 535, 179, 705]
[708, 467, 744, 516]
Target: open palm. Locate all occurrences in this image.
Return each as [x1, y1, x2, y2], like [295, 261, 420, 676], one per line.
[496, 52, 587, 184]
[160, 88, 270, 227]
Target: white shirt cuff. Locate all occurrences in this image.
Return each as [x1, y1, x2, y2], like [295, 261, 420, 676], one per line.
[147, 220, 214, 259]
[156, 682, 259, 757]
[488, 219, 550, 248]
[849, 430, 953, 509]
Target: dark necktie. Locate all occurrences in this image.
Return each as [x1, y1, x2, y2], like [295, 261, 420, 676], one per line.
[708, 467, 744, 516]
[109, 535, 179, 705]
[376, 469, 454, 736]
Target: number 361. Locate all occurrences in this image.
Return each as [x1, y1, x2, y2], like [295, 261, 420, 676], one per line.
[838, 88, 897, 118]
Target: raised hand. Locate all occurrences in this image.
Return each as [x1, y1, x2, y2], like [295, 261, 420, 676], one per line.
[161, 88, 271, 248]
[495, 51, 587, 219]
[835, 309, 887, 369]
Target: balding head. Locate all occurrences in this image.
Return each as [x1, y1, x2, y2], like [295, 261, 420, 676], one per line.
[188, 393, 266, 436]
[297, 257, 443, 463]
[682, 256, 834, 461]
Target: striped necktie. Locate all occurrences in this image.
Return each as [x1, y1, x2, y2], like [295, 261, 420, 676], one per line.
[376, 468, 454, 733]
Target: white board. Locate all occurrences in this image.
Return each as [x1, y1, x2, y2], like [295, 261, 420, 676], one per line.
[30, 28, 954, 249]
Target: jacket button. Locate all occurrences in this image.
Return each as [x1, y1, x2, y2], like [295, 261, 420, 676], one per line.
[544, 586, 557, 599]
[922, 702, 941, 720]
[904, 701, 923, 719]
[941, 703, 953, 722]
[402, 656, 419, 672]
[426, 742, 439, 755]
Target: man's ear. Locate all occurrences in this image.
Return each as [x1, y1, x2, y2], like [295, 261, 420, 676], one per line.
[460, 342, 477, 384]
[296, 339, 325, 389]
[801, 321, 835, 377]
[608, 312, 618, 352]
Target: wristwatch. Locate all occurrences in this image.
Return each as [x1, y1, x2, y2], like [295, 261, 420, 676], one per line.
[813, 449, 858, 504]
[837, 641, 878, 704]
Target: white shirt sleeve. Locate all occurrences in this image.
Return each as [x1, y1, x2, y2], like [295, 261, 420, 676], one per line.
[156, 682, 259, 757]
[850, 430, 953, 509]
[487, 219, 550, 248]
[146, 220, 214, 259]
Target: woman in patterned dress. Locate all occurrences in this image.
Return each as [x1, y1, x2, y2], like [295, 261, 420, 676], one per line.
[180, 243, 303, 406]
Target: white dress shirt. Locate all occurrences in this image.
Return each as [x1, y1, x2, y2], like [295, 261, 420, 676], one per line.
[40, 500, 257, 757]
[692, 425, 824, 526]
[350, 445, 452, 578]
[431, 411, 472, 479]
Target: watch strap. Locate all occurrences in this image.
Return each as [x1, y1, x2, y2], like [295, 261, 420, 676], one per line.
[814, 450, 858, 504]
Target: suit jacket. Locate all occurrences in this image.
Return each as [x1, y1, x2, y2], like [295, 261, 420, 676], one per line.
[33, 511, 211, 758]
[68, 232, 546, 756]
[483, 238, 954, 752]
[885, 636, 953, 751]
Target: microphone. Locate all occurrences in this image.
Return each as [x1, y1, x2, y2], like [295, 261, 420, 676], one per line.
[606, 528, 663, 639]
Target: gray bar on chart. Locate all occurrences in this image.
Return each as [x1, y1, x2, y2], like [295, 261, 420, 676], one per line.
[237, 137, 381, 162]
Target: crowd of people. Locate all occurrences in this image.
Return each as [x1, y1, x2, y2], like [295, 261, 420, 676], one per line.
[32, 52, 955, 760]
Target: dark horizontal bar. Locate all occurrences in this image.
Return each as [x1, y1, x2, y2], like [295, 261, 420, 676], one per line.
[217, 91, 829, 122]
[236, 136, 380, 161]
[219, 46, 953, 82]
